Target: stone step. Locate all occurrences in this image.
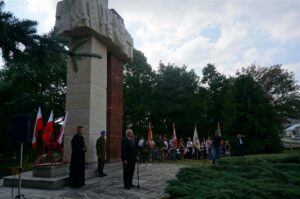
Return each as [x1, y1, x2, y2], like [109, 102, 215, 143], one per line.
[2, 162, 122, 189]
[3, 171, 69, 189]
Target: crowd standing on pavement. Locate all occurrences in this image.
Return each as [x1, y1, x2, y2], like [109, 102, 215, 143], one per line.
[135, 132, 241, 164]
[69, 126, 245, 189]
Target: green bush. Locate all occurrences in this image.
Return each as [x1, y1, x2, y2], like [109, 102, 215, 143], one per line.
[166, 154, 300, 199]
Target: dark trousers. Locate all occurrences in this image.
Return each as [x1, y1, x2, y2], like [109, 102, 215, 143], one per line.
[188, 147, 193, 159]
[212, 147, 220, 164]
[238, 144, 244, 156]
[98, 157, 105, 174]
[69, 152, 85, 187]
[123, 161, 136, 187]
[170, 149, 176, 161]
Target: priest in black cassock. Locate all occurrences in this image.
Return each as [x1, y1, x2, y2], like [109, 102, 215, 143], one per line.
[121, 129, 137, 189]
[69, 126, 86, 188]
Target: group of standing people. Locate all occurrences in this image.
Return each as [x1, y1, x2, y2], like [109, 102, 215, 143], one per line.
[68, 126, 246, 189]
[69, 126, 138, 190]
[136, 133, 232, 163]
[69, 126, 107, 188]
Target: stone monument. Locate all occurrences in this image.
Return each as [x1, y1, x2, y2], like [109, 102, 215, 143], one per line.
[55, 0, 133, 168]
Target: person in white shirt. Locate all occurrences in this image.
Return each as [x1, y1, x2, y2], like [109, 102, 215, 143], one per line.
[206, 137, 212, 160]
[236, 133, 245, 156]
[186, 137, 193, 159]
[163, 137, 169, 160]
[169, 138, 177, 161]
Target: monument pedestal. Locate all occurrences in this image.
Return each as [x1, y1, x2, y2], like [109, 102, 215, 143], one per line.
[64, 35, 108, 169]
[54, 0, 133, 167]
[33, 164, 68, 177]
[3, 169, 97, 189]
[2, 162, 122, 189]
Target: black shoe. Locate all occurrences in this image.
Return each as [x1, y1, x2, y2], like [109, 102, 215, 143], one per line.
[130, 184, 136, 188]
[124, 186, 130, 190]
[99, 172, 107, 177]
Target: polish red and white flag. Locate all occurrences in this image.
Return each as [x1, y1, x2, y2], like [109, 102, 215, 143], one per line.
[42, 111, 54, 148]
[32, 107, 43, 149]
[56, 112, 68, 145]
[172, 123, 177, 147]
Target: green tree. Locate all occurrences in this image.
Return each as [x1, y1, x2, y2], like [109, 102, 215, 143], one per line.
[0, 31, 67, 157]
[201, 65, 283, 153]
[0, 1, 68, 157]
[123, 49, 156, 136]
[0, 1, 38, 62]
[200, 64, 235, 139]
[229, 75, 282, 153]
[241, 64, 300, 121]
[152, 63, 200, 138]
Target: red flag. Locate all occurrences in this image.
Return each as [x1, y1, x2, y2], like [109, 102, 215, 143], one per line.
[147, 122, 153, 147]
[172, 123, 177, 147]
[32, 107, 43, 150]
[42, 111, 54, 148]
[55, 112, 68, 145]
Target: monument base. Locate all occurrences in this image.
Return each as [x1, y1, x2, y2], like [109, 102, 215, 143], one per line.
[2, 162, 122, 189]
[3, 169, 97, 189]
[33, 164, 68, 177]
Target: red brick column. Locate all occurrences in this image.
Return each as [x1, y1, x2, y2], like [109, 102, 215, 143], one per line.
[106, 53, 123, 161]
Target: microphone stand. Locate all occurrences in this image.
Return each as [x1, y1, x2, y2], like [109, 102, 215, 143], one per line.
[136, 156, 140, 189]
[15, 142, 25, 199]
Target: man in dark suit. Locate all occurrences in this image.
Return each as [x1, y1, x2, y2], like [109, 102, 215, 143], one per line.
[121, 129, 137, 189]
[237, 133, 245, 156]
[212, 130, 222, 164]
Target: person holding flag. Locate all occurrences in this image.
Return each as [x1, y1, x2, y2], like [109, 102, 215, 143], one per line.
[32, 107, 43, 150]
[193, 126, 201, 160]
[172, 123, 177, 147]
[147, 122, 154, 162]
[186, 137, 193, 159]
[147, 122, 154, 147]
[212, 128, 222, 164]
[169, 123, 177, 161]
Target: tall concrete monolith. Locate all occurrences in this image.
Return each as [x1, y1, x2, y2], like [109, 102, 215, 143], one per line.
[54, 0, 133, 168]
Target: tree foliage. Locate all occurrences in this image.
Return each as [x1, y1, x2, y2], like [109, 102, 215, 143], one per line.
[0, 2, 67, 157]
[229, 75, 282, 153]
[123, 49, 156, 136]
[0, 1, 38, 62]
[151, 63, 200, 137]
[124, 54, 299, 154]
[241, 64, 300, 120]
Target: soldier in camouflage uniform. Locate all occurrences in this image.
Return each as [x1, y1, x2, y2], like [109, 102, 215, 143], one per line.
[96, 130, 107, 177]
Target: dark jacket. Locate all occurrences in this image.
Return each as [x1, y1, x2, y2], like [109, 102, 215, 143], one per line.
[212, 136, 222, 148]
[70, 133, 86, 187]
[96, 136, 106, 157]
[121, 137, 137, 163]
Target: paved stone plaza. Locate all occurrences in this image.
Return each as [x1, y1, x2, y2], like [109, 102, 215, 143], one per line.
[0, 163, 185, 199]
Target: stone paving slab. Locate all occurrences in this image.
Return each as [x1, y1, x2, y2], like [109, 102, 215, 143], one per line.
[0, 163, 185, 199]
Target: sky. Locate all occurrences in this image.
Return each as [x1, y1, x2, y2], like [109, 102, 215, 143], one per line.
[3, 0, 300, 82]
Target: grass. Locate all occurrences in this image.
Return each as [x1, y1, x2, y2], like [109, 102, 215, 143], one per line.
[166, 150, 300, 199]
